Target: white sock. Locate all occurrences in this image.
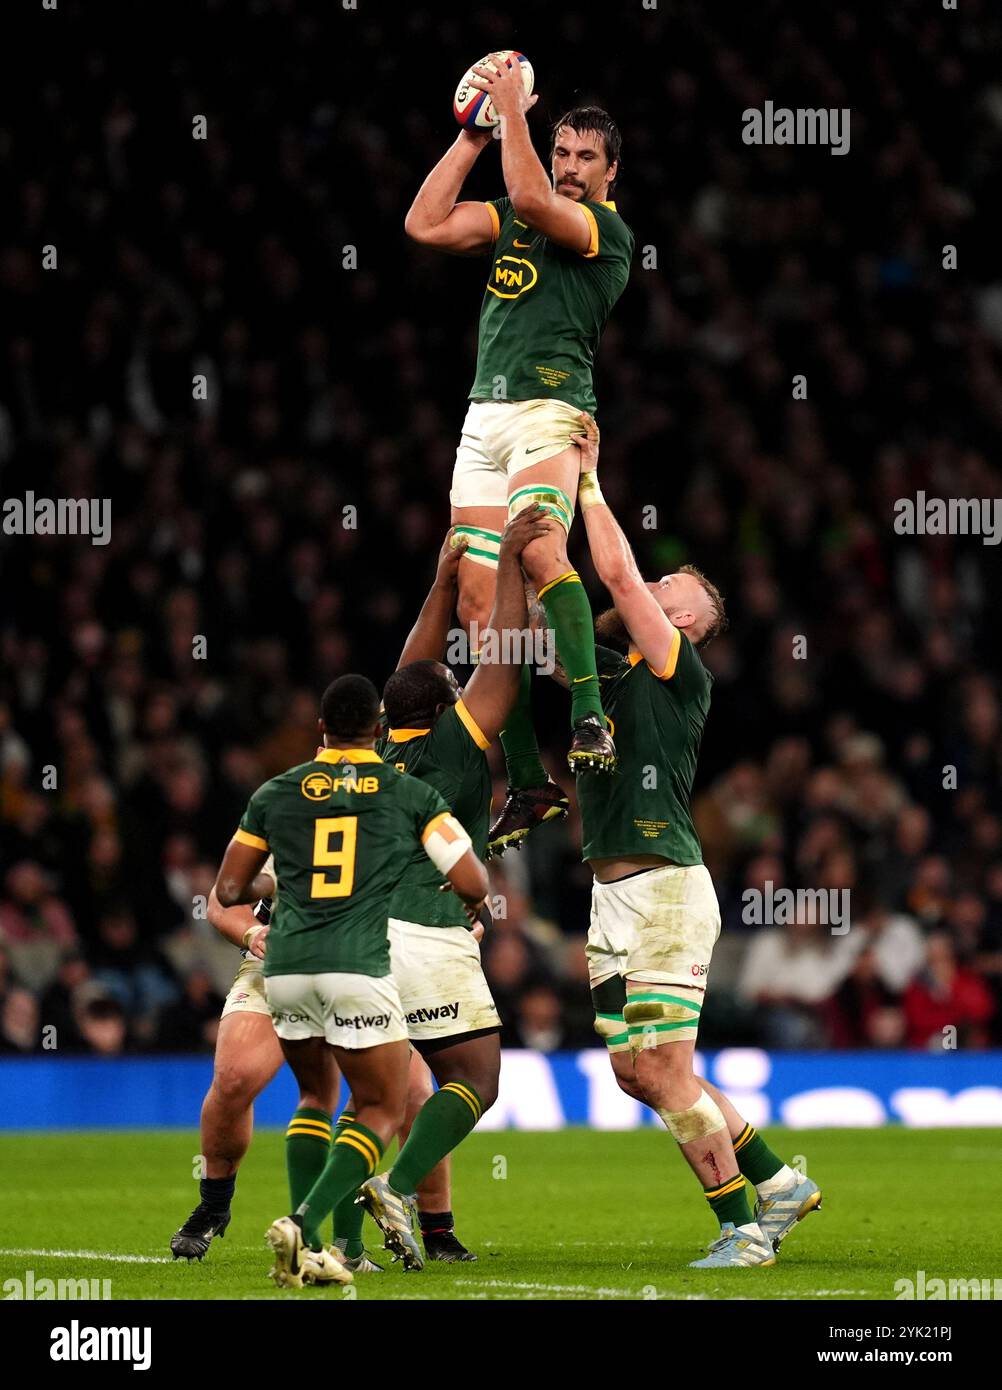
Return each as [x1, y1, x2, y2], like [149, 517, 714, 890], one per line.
[757, 1164, 799, 1198]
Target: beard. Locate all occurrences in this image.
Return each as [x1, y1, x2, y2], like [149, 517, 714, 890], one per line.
[594, 606, 629, 651]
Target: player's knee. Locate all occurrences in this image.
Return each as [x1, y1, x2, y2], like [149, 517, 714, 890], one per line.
[468, 1071, 498, 1112]
[610, 1059, 646, 1103]
[210, 1061, 261, 1111]
[520, 529, 569, 589]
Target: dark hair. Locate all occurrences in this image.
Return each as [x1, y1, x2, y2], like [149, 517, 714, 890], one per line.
[550, 106, 622, 191]
[382, 660, 454, 729]
[319, 674, 380, 741]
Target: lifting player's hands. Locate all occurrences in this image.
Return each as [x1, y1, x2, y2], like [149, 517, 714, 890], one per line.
[469, 53, 538, 122]
[570, 411, 600, 476]
[437, 528, 469, 587]
[501, 503, 551, 556]
[245, 922, 269, 960]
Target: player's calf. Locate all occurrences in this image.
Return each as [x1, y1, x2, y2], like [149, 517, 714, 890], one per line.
[513, 481, 616, 773]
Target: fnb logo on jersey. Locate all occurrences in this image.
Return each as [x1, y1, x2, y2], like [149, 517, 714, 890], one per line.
[488, 255, 538, 298]
[301, 771, 379, 799]
[301, 771, 334, 800]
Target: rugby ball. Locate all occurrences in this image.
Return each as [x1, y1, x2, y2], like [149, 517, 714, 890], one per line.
[454, 50, 534, 130]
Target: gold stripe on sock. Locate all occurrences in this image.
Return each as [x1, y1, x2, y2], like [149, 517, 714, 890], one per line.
[340, 1126, 380, 1169]
[286, 1122, 332, 1140]
[335, 1133, 378, 1175]
[705, 1174, 746, 1201]
[732, 1123, 754, 1154]
[442, 1082, 481, 1121]
[537, 570, 581, 600]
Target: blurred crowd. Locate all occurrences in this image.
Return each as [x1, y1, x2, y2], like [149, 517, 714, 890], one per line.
[2, 2, 1001, 1055]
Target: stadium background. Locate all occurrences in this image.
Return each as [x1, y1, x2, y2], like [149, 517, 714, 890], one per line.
[2, 2, 1001, 1117]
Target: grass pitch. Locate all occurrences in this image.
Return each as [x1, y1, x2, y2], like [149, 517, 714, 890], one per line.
[1, 1128, 996, 1301]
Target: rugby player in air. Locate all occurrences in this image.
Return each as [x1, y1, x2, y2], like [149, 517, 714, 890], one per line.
[406, 54, 634, 855]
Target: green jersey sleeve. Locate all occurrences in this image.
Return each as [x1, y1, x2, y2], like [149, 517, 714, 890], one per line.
[237, 785, 271, 849]
[581, 200, 635, 266]
[409, 777, 452, 847]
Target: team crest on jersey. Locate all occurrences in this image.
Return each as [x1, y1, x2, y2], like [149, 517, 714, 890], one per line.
[301, 771, 333, 800]
[488, 255, 538, 299]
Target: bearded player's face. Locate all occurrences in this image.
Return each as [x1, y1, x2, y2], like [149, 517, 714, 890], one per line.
[551, 128, 616, 203]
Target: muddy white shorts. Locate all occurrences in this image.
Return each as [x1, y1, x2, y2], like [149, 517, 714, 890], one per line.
[586, 862, 721, 989]
[450, 398, 583, 511]
[264, 972, 408, 1050]
[221, 955, 271, 1019]
[389, 918, 500, 1050]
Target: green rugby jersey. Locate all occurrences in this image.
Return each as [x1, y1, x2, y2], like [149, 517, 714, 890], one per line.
[378, 699, 491, 930]
[576, 636, 712, 865]
[236, 748, 450, 978]
[469, 195, 634, 414]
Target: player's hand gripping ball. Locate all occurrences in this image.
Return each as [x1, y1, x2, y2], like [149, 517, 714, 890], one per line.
[454, 50, 533, 129]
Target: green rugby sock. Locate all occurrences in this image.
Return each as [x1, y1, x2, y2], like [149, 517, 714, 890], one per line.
[285, 1107, 332, 1211]
[331, 1109, 365, 1258]
[538, 571, 603, 725]
[704, 1173, 755, 1230]
[732, 1123, 785, 1187]
[499, 664, 548, 789]
[298, 1121, 384, 1252]
[389, 1082, 483, 1195]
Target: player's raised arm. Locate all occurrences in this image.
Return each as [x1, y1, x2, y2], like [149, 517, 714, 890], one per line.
[468, 57, 594, 254]
[572, 415, 681, 678]
[404, 129, 499, 256]
[395, 530, 468, 670]
[461, 504, 550, 743]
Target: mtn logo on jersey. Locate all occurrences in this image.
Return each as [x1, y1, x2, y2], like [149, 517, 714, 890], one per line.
[488, 255, 538, 299]
[302, 771, 334, 800]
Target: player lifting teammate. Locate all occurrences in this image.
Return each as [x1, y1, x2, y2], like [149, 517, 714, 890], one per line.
[406, 53, 634, 854]
[564, 418, 821, 1267]
[212, 675, 489, 1288]
[355, 505, 550, 1267]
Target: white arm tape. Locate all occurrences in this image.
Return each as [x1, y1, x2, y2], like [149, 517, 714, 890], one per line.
[422, 812, 473, 876]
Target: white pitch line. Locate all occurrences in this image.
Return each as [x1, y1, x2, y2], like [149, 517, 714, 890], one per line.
[451, 1277, 636, 1298]
[0, 1247, 170, 1265]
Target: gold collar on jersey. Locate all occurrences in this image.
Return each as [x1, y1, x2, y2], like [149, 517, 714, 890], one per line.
[315, 748, 383, 763]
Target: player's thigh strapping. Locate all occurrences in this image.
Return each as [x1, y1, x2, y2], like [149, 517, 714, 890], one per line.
[451, 399, 582, 562]
[586, 862, 721, 1055]
[221, 955, 271, 1018]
